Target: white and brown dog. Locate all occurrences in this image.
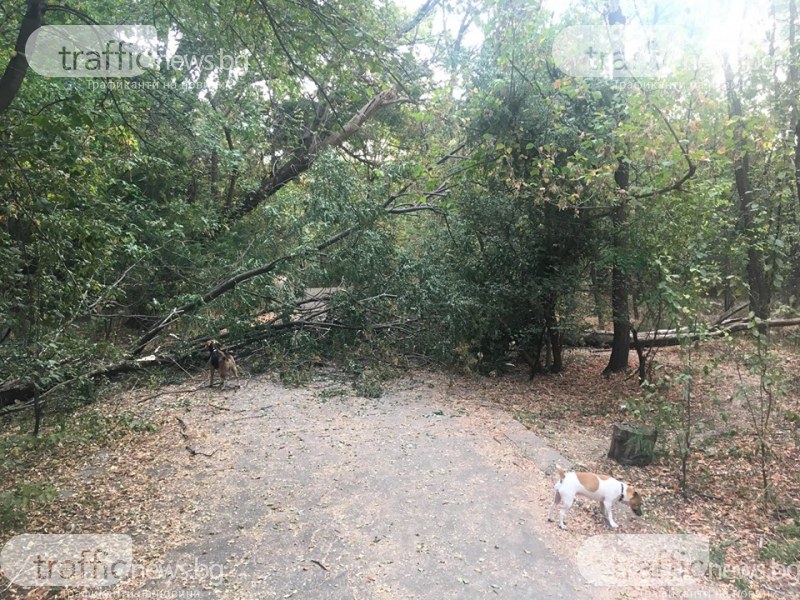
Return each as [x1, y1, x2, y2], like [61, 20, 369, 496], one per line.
[547, 466, 643, 530]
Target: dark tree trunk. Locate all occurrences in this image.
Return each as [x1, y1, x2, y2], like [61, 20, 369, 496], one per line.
[724, 60, 771, 330]
[590, 263, 606, 329]
[210, 148, 219, 185]
[631, 326, 646, 383]
[187, 173, 198, 203]
[605, 265, 631, 372]
[604, 0, 631, 375]
[605, 177, 631, 375]
[787, 0, 800, 302]
[544, 292, 563, 374]
[33, 384, 42, 436]
[0, 0, 44, 113]
[791, 0, 800, 207]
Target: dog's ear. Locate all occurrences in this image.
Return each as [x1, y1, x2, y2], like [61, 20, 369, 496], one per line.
[629, 490, 643, 514]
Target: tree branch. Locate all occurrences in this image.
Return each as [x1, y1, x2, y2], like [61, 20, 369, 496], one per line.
[627, 75, 696, 199]
[397, 0, 439, 36]
[232, 88, 400, 219]
[130, 143, 466, 355]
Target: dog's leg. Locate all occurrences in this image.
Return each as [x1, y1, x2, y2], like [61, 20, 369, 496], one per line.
[547, 489, 561, 522]
[603, 499, 618, 529]
[220, 360, 227, 388]
[209, 364, 215, 387]
[558, 493, 575, 529]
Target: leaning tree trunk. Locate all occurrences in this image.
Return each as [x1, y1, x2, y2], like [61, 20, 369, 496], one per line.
[0, 0, 45, 113]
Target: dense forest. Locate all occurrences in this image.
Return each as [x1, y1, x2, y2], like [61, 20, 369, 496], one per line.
[3, 0, 800, 406]
[0, 0, 798, 401]
[4, 0, 800, 596]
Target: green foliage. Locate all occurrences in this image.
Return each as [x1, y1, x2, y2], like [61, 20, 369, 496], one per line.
[0, 483, 58, 531]
[1, 0, 800, 427]
[115, 413, 159, 433]
[0, 0, 429, 404]
[353, 373, 385, 399]
[761, 520, 800, 564]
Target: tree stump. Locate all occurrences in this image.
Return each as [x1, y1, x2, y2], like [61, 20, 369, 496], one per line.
[608, 423, 657, 466]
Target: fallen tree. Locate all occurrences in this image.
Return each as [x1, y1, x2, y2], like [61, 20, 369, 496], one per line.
[0, 354, 175, 416]
[130, 142, 466, 356]
[5, 309, 798, 412]
[1, 314, 417, 418]
[2, 113, 468, 407]
[232, 89, 403, 220]
[583, 317, 800, 349]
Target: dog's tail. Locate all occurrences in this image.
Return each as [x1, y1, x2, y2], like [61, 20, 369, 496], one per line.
[556, 464, 566, 481]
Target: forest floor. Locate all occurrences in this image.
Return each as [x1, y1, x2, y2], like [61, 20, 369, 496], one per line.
[2, 341, 799, 599]
[505, 340, 800, 600]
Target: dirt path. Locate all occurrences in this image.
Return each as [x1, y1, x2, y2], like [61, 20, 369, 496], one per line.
[120, 373, 731, 600]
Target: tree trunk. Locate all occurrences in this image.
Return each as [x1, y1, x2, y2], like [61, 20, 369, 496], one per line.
[724, 60, 771, 330]
[549, 327, 562, 374]
[605, 185, 631, 374]
[585, 317, 800, 350]
[604, 0, 631, 375]
[590, 263, 606, 329]
[33, 384, 42, 436]
[232, 89, 398, 220]
[0, 0, 44, 113]
[787, 0, 800, 301]
[544, 292, 563, 373]
[790, 0, 800, 208]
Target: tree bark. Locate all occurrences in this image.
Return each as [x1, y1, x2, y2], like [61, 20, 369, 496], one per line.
[232, 89, 399, 220]
[787, 0, 800, 300]
[605, 179, 631, 374]
[790, 0, 800, 208]
[724, 60, 771, 330]
[590, 263, 606, 329]
[585, 317, 800, 349]
[603, 0, 631, 375]
[0, 0, 45, 113]
[544, 292, 563, 373]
